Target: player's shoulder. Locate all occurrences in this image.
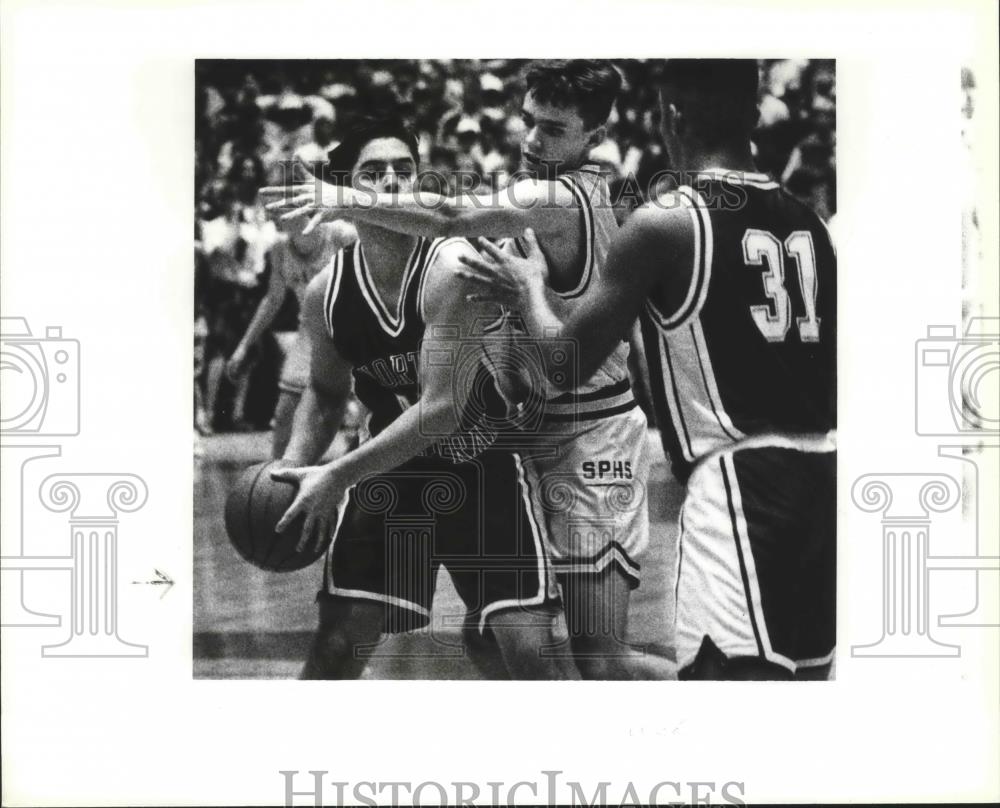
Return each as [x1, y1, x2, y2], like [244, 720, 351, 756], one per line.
[599, 199, 696, 290]
[426, 236, 478, 269]
[624, 198, 695, 244]
[299, 262, 335, 337]
[777, 187, 829, 226]
[420, 237, 492, 323]
[420, 237, 476, 303]
[303, 262, 334, 309]
[771, 189, 837, 249]
[509, 175, 577, 206]
[323, 219, 358, 250]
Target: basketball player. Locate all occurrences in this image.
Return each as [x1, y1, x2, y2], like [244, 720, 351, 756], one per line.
[456, 60, 837, 681]
[265, 117, 573, 680]
[226, 207, 356, 457]
[267, 61, 672, 680]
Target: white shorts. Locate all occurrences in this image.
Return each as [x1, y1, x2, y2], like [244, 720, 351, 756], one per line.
[523, 404, 650, 586]
[276, 327, 310, 395]
[674, 439, 836, 674]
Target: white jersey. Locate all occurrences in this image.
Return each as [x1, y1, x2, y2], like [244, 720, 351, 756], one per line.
[496, 164, 649, 580]
[506, 163, 632, 410]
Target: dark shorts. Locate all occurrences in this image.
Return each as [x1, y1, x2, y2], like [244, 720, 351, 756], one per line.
[319, 450, 558, 633]
[676, 446, 836, 673]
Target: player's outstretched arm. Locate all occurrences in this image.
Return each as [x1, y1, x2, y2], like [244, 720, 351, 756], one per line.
[458, 203, 694, 388]
[263, 177, 578, 239]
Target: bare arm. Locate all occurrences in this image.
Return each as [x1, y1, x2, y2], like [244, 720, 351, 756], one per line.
[271, 242, 500, 543]
[230, 249, 287, 357]
[266, 178, 580, 239]
[332, 242, 498, 484]
[459, 203, 695, 388]
[282, 269, 355, 465]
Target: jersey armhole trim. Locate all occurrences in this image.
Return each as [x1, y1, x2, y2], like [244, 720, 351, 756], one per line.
[645, 185, 713, 331]
[323, 250, 344, 339]
[550, 174, 594, 300]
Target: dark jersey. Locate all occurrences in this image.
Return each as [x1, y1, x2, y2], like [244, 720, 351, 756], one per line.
[323, 237, 505, 464]
[640, 170, 837, 481]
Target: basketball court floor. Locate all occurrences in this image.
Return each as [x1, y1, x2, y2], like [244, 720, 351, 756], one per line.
[194, 430, 683, 679]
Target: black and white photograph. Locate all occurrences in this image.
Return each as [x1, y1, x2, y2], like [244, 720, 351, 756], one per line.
[2, 0, 997, 804]
[193, 57, 838, 680]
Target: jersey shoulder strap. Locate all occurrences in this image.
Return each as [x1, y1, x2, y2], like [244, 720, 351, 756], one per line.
[644, 184, 713, 331]
[322, 248, 349, 339]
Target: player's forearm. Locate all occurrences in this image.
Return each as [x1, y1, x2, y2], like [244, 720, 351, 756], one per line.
[518, 282, 618, 392]
[331, 395, 456, 486]
[235, 292, 284, 353]
[512, 282, 577, 391]
[283, 385, 348, 466]
[336, 187, 453, 237]
[520, 279, 565, 338]
[342, 188, 526, 239]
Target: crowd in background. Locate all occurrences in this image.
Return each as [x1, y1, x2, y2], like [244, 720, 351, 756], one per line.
[194, 59, 836, 435]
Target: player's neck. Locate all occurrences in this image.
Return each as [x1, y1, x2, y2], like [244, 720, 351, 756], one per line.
[683, 145, 757, 176]
[356, 224, 418, 280]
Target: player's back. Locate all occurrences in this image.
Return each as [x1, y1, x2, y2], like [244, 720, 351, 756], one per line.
[641, 170, 837, 481]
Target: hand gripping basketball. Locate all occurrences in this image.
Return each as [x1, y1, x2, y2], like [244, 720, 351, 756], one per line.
[223, 460, 338, 573]
[270, 463, 347, 554]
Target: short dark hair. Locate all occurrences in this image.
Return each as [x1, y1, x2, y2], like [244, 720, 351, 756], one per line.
[523, 59, 622, 130]
[322, 116, 419, 185]
[659, 59, 760, 145]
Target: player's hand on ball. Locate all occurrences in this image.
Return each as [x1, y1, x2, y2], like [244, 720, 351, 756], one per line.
[455, 228, 549, 306]
[271, 464, 346, 553]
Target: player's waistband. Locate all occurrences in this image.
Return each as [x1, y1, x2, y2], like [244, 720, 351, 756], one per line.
[541, 378, 637, 422]
[689, 430, 837, 477]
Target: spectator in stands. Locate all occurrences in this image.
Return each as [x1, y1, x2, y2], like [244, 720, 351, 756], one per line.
[195, 58, 836, 434]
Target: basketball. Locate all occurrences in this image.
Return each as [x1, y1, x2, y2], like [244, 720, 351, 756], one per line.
[224, 460, 332, 572]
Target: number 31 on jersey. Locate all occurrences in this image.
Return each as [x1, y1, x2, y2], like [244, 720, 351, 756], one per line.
[742, 228, 822, 343]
